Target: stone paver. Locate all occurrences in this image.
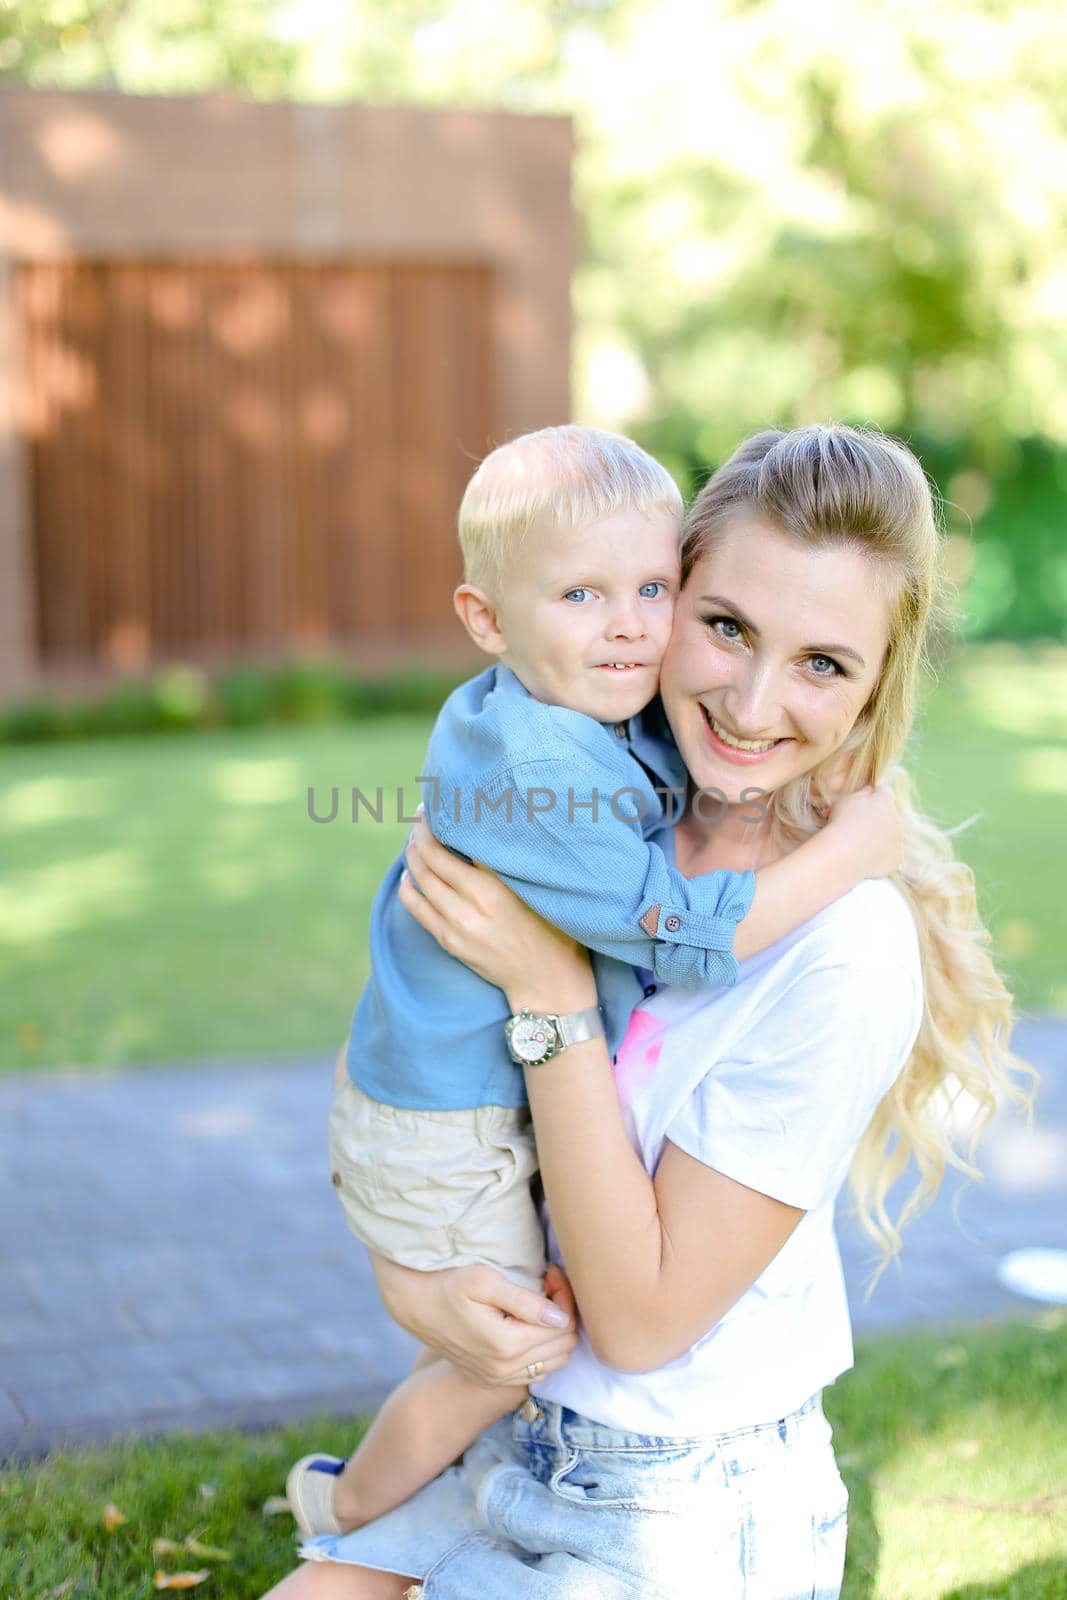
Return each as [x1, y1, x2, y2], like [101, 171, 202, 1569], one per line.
[0, 1017, 1063, 1459]
[836, 1014, 1067, 1330]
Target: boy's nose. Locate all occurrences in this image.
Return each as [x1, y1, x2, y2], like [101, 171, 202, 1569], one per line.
[606, 601, 645, 639]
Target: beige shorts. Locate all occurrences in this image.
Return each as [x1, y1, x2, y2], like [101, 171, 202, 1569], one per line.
[328, 1057, 547, 1295]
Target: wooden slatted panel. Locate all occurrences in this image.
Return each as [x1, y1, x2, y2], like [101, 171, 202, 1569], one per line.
[18, 260, 496, 668]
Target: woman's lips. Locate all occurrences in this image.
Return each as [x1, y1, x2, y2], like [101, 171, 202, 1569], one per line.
[699, 703, 791, 765]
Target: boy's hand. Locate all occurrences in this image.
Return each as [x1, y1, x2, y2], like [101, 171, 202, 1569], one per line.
[543, 1263, 577, 1327]
[824, 784, 904, 880]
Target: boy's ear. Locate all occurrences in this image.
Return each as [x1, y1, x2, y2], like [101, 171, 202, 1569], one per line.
[454, 584, 508, 657]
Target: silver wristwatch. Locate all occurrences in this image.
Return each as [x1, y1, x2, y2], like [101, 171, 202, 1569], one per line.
[504, 1005, 605, 1067]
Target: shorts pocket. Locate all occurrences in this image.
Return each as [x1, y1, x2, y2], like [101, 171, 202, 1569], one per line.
[328, 1145, 456, 1264]
[549, 1445, 708, 1513]
[810, 1476, 848, 1598]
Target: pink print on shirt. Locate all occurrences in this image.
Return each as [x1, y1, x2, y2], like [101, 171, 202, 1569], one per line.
[612, 1008, 664, 1112]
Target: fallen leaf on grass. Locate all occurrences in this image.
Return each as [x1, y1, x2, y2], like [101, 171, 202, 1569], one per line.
[152, 1537, 230, 1563]
[153, 1571, 210, 1590]
[102, 1503, 128, 1531]
[262, 1495, 292, 1517]
[183, 1538, 231, 1562]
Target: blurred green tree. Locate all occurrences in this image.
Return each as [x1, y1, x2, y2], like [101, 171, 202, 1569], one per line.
[4, 0, 1066, 635]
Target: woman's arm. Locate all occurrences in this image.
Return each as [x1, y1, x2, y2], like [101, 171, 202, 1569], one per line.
[520, 1041, 803, 1371]
[400, 816, 803, 1373]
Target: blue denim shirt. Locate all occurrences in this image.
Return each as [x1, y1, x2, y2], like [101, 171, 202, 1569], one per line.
[348, 665, 755, 1110]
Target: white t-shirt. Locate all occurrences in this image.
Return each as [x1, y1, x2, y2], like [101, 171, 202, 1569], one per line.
[534, 877, 924, 1436]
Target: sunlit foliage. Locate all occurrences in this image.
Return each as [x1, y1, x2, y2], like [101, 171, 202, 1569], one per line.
[4, 0, 1066, 632]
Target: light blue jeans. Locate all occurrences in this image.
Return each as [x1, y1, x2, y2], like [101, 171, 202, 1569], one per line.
[300, 1391, 848, 1598]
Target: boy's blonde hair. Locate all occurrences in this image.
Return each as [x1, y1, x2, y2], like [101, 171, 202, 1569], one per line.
[682, 424, 1035, 1275]
[458, 425, 683, 592]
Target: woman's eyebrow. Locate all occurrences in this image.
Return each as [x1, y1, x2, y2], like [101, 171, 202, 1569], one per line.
[698, 593, 759, 629]
[697, 593, 868, 669]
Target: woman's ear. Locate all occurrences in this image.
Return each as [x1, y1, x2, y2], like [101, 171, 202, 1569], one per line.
[454, 584, 508, 657]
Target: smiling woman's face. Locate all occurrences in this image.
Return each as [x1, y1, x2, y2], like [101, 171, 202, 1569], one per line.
[659, 513, 895, 804]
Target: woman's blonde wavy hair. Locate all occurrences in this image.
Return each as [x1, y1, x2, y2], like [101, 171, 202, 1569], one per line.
[682, 423, 1035, 1274]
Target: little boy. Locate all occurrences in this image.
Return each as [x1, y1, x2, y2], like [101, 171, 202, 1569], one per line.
[288, 426, 891, 1537]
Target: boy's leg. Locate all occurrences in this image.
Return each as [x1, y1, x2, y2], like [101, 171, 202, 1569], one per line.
[329, 1348, 526, 1531]
[310, 1070, 550, 1531]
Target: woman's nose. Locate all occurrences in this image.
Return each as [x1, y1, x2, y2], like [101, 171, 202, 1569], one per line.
[724, 663, 781, 735]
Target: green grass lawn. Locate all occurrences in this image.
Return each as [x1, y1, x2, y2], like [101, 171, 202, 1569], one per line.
[1, 643, 1065, 1072]
[3, 1316, 1065, 1599]
[906, 643, 1067, 1016]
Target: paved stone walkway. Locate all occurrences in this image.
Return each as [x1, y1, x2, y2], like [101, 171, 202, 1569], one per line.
[1, 1017, 1064, 1459]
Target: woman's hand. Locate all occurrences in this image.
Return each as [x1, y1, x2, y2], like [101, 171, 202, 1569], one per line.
[370, 1252, 579, 1387]
[398, 812, 595, 1011]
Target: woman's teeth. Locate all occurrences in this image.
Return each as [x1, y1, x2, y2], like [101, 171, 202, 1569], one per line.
[705, 709, 780, 752]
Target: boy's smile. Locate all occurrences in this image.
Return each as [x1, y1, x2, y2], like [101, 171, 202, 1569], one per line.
[473, 508, 681, 723]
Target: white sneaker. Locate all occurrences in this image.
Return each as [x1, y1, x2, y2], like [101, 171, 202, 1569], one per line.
[286, 1453, 346, 1536]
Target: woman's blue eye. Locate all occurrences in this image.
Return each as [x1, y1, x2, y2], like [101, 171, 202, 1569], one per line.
[563, 588, 591, 603]
[703, 613, 843, 675]
[638, 582, 665, 599]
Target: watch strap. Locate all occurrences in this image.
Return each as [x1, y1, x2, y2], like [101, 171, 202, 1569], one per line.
[554, 1005, 605, 1051]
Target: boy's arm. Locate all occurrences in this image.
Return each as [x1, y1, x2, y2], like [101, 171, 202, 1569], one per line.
[432, 757, 751, 988]
[734, 785, 904, 961]
[431, 762, 902, 987]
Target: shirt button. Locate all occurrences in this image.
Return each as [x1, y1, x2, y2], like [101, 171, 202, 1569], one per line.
[330, 1171, 342, 1187]
[614, 722, 628, 739]
[519, 1398, 542, 1422]
[664, 914, 682, 933]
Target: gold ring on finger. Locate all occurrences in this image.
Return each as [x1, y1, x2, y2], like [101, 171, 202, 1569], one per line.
[526, 1360, 544, 1380]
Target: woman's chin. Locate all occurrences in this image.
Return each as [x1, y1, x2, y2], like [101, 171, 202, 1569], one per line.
[690, 775, 775, 812]
[681, 744, 794, 807]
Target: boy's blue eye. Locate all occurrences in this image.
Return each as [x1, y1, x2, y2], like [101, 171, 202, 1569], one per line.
[639, 582, 666, 599]
[563, 588, 592, 603]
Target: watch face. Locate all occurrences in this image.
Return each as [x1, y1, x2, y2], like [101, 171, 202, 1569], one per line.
[509, 1015, 555, 1063]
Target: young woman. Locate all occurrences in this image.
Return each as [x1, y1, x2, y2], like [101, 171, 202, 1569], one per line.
[266, 425, 1026, 1600]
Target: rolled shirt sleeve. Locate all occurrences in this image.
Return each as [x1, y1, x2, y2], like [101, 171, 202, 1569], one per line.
[665, 959, 924, 1211]
[432, 756, 756, 989]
